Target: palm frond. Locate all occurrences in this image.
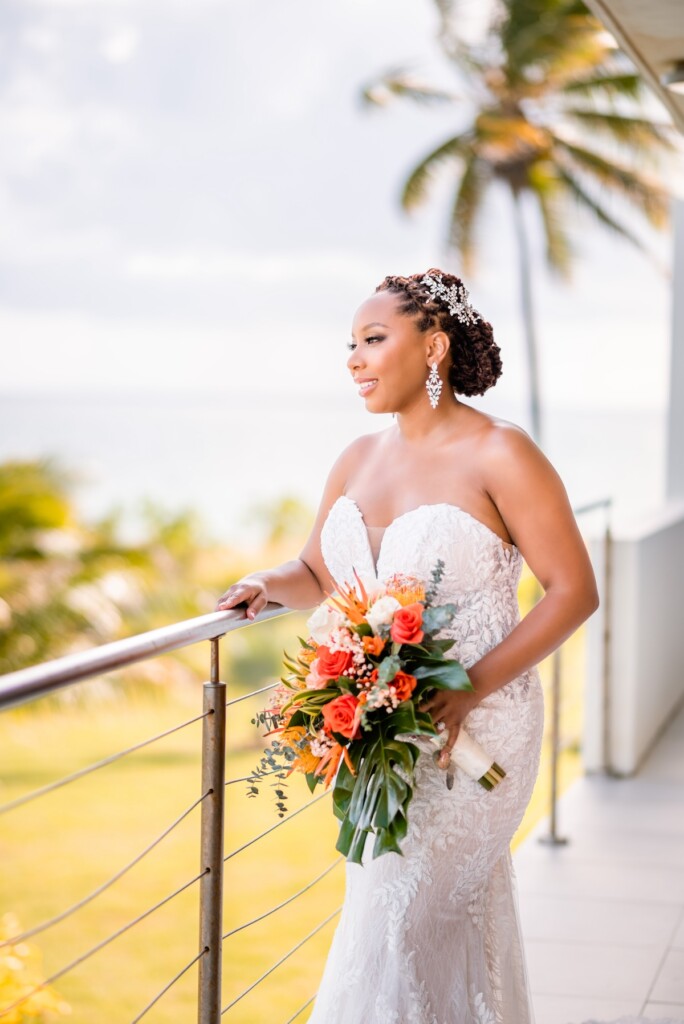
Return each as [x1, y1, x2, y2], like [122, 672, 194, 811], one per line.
[475, 111, 551, 161]
[447, 154, 488, 272]
[561, 71, 643, 100]
[400, 132, 473, 212]
[555, 163, 652, 255]
[561, 109, 676, 150]
[360, 69, 458, 109]
[501, 1, 605, 77]
[526, 163, 573, 277]
[553, 136, 671, 228]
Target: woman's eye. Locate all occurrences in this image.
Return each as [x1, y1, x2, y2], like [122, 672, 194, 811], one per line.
[346, 335, 385, 351]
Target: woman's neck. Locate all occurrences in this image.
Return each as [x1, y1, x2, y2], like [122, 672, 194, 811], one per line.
[394, 394, 464, 444]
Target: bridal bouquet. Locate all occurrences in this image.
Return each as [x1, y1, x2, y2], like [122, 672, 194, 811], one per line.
[249, 562, 504, 863]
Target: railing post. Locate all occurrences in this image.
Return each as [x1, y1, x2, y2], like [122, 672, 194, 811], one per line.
[198, 638, 226, 1024]
[601, 517, 614, 774]
[539, 647, 568, 846]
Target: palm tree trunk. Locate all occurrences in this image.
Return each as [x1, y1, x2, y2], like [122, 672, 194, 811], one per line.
[511, 188, 542, 446]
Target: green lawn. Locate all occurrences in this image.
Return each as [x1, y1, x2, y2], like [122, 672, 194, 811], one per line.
[0, 596, 585, 1024]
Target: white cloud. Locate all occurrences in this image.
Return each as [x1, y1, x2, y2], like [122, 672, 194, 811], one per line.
[100, 25, 140, 64]
[0, 0, 675, 417]
[125, 246, 378, 287]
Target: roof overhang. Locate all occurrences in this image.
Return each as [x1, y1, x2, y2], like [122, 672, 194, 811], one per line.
[585, 0, 684, 133]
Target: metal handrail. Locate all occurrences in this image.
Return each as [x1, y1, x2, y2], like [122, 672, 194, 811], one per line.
[0, 602, 299, 1024]
[0, 603, 291, 709]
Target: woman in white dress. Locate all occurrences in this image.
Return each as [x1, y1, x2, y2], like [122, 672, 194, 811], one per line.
[217, 269, 599, 1023]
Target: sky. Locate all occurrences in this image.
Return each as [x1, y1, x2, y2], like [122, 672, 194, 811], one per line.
[0, 0, 679, 413]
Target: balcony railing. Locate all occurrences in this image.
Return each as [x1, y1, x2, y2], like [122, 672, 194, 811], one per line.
[0, 497, 612, 1022]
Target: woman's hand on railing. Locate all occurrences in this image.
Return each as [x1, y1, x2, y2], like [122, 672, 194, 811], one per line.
[216, 577, 269, 620]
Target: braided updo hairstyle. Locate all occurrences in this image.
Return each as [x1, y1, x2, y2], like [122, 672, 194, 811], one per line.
[375, 269, 502, 396]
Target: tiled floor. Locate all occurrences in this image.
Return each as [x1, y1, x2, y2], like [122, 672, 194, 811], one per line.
[514, 700, 684, 1024]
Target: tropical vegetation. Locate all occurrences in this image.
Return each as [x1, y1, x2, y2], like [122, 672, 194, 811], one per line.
[0, 459, 300, 688]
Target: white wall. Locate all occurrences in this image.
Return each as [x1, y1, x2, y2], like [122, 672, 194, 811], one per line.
[584, 501, 684, 775]
[583, 197, 684, 776]
[666, 198, 684, 501]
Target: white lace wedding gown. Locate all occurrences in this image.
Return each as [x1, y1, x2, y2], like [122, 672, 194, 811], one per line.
[308, 495, 545, 1024]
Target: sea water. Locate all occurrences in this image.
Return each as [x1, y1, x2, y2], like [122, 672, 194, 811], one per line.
[0, 389, 666, 546]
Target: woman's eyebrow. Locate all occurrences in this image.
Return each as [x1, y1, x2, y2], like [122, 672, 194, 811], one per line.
[351, 321, 389, 337]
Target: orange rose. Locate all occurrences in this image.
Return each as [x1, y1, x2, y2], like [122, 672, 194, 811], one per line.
[362, 635, 385, 656]
[390, 671, 417, 702]
[322, 693, 361, 739]
[315, 645, 354, 681]
[389, 602, 424, 644]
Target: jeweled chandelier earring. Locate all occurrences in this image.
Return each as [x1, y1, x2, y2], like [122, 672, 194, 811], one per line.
[426, 362, 443, 409]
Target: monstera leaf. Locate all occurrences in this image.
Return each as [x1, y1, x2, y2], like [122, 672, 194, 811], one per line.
[332, 730, 420, 864]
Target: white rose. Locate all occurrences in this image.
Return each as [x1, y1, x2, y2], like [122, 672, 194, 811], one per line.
[306, 602, 346, 644]
[366, 595, 401, 635]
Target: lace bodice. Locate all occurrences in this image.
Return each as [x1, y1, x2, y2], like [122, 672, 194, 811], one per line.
[310, 494, 544, 1024]
[321, 495, 526, 679]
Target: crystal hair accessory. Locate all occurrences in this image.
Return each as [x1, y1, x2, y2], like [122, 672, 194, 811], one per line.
[421, 272, 481, 326]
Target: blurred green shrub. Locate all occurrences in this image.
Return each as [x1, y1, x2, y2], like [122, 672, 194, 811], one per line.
[0, 460, 312, 699]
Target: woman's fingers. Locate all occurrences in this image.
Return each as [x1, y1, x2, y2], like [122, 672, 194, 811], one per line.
[418, 692, 442, 715]
[244, 589, 268, 620]
[216, 580, 266, 614]
[216, 585, 248, 610]
[437, 723, 461, 769]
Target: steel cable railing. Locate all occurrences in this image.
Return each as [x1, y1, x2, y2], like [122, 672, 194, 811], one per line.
[220, 906, 342, 1016]
[537, 496, 612, 845]
[0, 604, 300, 1023]
[223, 857, 343, 940]
[283, 994, 317, 1024]
[130, 948, 209, 1024]
[0, 604, 344, 1023]
[0, 790, 209, 949]
[225, 680, 278, 707]
[224, 789, 332, 862]
[225, 766, 286, 786]
[0, 869, 208, 1020]
[0, 710, 209, 816]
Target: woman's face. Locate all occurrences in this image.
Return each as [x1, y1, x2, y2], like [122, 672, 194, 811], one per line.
[348, 291, 437, 414]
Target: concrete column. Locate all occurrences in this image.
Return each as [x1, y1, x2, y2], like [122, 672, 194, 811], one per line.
[666, 197, 684, 500]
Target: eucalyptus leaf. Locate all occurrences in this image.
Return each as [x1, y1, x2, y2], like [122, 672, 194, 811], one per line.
[421, 605, 458, 634]
[377, 654, 402, 685]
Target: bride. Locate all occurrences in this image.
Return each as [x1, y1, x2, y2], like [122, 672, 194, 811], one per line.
[217, 269, 599, 1023]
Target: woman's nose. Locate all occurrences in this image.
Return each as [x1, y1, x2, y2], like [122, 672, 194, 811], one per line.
[347, 346, 362, 372]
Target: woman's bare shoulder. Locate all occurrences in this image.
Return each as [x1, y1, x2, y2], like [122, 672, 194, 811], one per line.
[472, 414, 569, 517]
[330, 428, 390, 480]
[469, 412, 542, 466]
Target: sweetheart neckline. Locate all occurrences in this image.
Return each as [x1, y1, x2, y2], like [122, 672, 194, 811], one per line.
[333, 494, 518, 576]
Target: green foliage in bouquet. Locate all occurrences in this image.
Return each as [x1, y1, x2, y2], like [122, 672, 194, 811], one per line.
[250, 561, 472, 863]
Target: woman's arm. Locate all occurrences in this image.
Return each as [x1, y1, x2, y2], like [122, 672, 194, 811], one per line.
[216, 436, 371, 618]
[423, 423, 599, 763]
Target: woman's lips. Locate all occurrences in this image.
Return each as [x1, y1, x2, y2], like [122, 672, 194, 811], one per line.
[357, 379, 378, 396]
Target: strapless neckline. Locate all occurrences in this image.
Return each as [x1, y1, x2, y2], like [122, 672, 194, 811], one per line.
[334, 494, 518, 578]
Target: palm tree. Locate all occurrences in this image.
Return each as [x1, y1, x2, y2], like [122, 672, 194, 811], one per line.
[361, 0, 675, 443]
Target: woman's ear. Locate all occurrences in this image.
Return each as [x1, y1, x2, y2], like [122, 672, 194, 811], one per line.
[426, 330, 451, 367]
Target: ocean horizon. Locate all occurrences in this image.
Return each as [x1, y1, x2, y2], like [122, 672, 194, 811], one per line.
[0, 388, 667, 547]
